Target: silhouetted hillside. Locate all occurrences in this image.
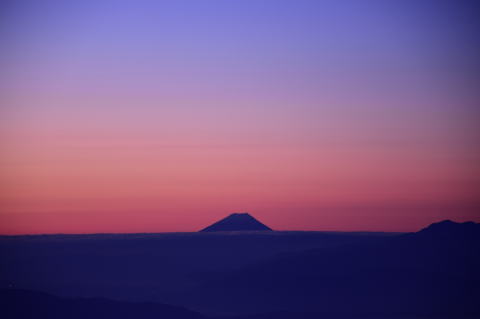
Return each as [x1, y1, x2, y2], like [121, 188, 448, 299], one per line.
[178, 220, 480, 317]
[1, 289, 207, 319]
[0, 221, 478, 319]
[0, 231, 382, 301]
[413, 220, 480, 240]
[201, 213, 272, 232]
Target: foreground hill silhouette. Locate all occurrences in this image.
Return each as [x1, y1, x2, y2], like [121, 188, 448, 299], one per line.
[178, 220, 480, 317]
[200, 213, 272, 232]
[1, 289, 207, 319]
[0, 220, 478, 318]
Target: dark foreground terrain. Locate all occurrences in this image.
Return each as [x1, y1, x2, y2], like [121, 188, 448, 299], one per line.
[1, 220, 479, 318]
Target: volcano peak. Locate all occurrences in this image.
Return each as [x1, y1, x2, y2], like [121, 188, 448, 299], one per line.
[200, 212, 272, 232]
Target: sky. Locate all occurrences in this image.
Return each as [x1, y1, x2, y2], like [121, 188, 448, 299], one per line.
[0, 0, 479, 234]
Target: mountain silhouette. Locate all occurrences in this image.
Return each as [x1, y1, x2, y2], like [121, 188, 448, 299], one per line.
[184, 220, 480, 316]
[200, 213, 272, 232]
[414, 220, 480, 240]
[1, 289, 208, 319]
[2, 220, 478, 318]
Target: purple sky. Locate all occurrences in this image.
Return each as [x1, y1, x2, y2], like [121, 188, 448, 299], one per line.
[1, 0, 479, 234]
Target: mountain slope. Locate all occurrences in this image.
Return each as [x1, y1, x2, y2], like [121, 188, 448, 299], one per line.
[183, 220, 480, 317]
[200, 213, 272, 232]
[1, 289, 208, 319]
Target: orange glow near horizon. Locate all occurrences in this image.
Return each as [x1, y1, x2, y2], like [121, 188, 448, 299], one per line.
[1, 0, 479, 234]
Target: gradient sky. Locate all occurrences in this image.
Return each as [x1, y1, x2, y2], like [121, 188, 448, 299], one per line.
[1, 0, 479, 234]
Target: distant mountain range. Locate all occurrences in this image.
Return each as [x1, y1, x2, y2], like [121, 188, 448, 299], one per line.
[200, 213, 272, 232]
[1, 219, 478, 319]
[184, 220, 480, 316]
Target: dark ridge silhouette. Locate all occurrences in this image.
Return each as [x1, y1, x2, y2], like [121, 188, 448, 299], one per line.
[200, 213, 272, 232]
[0, 220, 478, 318]
[179, 220, 480, 316]
[413, 220, 480, 240]
[0, 231, 382, 304]
[0, 289, 208, 319]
